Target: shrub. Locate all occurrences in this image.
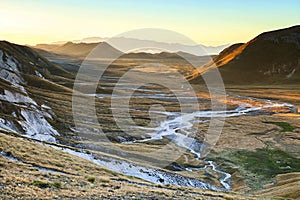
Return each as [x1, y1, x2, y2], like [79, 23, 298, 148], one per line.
[52, 182, 62, 189]
[99, 178, 110, 183]
[33, 180, 50, 189]
[87, 177, 96, 183]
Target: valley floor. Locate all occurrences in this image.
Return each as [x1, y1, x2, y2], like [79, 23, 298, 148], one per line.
[0, 130, 267, 200]
[0, 50, 299, 199]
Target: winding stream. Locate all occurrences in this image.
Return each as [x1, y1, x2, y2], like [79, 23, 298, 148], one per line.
[61, 99, 295, 191]
[122, 101, 295, 190]
[0, 58, 297, 191]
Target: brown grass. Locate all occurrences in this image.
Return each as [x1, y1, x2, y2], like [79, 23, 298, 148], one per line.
[0, 130, 268, 199]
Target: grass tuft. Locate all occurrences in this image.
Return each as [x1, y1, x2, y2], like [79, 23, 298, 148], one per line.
[87, 176, 96, 183]
[263, 121, 294, 132]
[52, 182, 62, 189]
[33, 180, 51, 189]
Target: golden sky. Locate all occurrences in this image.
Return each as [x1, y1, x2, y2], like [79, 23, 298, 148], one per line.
[1, 0, 299, 46]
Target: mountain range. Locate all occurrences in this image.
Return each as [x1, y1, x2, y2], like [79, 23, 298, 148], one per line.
[34, 36, 229, 57]
[35, 42, 123, 58]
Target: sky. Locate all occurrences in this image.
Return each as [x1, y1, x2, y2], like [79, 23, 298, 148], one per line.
[0, 0, 300, 46]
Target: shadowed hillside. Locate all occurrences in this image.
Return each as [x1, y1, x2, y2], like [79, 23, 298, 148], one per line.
[188, 25, 300, 84]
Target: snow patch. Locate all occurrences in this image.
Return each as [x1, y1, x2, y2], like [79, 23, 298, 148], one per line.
[0, 69, 23, 85]
[53, 146, 222, 191]
[19, 110, 58, 143]
[0, 89, 59, 142]
[35, 70, 44, 78]
[0, 51, 27, 92]
[0, 90, 37, 105]
[0, 50, 19, 72]
[41, 104, 51, 109]
[0, 118, 19, 133]
[0, 151, 21, 162]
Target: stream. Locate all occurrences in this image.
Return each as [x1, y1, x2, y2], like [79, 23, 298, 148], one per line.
[1, 58, 297, 192]
[59, 99, 295, 191]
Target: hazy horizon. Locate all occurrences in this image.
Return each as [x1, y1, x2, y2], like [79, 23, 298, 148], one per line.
[1, 0, 300, 46]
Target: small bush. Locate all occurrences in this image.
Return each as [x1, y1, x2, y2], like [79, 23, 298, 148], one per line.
[99, 178, 110, 183]
[87, 177, 96, 183]
[33, 180, 62, 189]
[22, 153, 29, 158]
[55, 163, 64, 168]
[52, 182, 62, 189]
[33, 180, 50, 189]
[263, 121, 294, 132]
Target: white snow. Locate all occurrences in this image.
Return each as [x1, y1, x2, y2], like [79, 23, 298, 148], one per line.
[0, 88, 59, 143]
[19, 110, 58, 143]
[0, 50, 19, 72]
[0, 90, 37, 105]
[0, 151, 20, 162]
[0, 69, 23, 85]
[51, 146, 221, 191]
[0, 118, 19, 133]
[264, 70, 271, 76]
[0, 50, 28, 93]
[0, 50, 60, 142]
[41, 104, 51, 109]
[38, 167, 59, 173]
[35, 70, 44, 78]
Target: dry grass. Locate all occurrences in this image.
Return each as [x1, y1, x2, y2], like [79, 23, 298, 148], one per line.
[257, 172, 300, 199]
[0, 130, 270, 199]
[225, 84, 300, 108]
[209, 114, 300, 153]
[1, 51, 299, 199]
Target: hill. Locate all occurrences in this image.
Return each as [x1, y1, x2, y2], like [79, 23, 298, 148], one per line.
[187, 25, 300, 84]
[0, 40, 74, 142]
[35, 41, 123, 58]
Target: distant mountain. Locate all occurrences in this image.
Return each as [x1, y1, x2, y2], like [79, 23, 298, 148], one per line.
[68, 36, 106, 44]
[34, 41, 215, 66]
[104, 37, 228, 56]
[120, 51, 203, 59]
[49, 36, 106, 45]
[35, 37, 228, 57]
[187, 25, 300, 84]
[35, 42, 123, 58]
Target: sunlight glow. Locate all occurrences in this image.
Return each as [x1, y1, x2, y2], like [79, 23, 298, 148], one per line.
[0, 0, 299, 45]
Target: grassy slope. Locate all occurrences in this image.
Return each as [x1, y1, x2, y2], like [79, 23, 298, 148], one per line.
[188, 25, 300, 84]
[0, 130, 265, 200]
[206, 85, 300, 199]
[1, 40, 299, 199]
[0, 41, 72, 79]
